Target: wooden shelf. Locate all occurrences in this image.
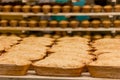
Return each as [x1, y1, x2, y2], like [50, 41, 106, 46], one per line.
[0, 12, 120, 16]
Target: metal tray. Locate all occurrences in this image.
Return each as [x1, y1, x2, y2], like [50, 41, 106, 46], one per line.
[0, 71, 118, 80]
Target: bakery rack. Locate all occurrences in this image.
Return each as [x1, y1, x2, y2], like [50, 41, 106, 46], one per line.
[0, 0, 116, 31]
[0, 0, 119, 33]
[0, 12, 119, 33]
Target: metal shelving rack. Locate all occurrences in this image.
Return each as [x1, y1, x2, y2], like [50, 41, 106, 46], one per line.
[0, 12, 120, 16]
[0, 0, 119, 33]
[0, 12, 119, 33]
[0, 27, 117, 32]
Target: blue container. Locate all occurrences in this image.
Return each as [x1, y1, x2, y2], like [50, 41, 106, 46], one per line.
[73, 0, 86, 6]
[55, 0, 69, 3]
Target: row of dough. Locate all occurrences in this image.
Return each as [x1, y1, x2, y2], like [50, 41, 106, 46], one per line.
[1, 5, 120, 13]
[1, 19, 120, 28]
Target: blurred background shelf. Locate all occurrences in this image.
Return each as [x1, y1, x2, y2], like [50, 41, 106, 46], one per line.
[0, 12, 120, 16]
[0, 27, 118, 32]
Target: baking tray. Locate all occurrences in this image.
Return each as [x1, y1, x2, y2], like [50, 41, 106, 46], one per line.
[0, 71, 118, 80]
